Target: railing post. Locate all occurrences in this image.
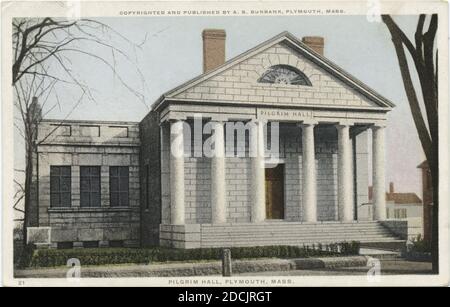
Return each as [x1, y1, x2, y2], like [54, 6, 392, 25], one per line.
[222, 248, 232, 277]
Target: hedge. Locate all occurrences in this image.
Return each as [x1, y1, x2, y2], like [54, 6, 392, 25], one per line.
[22, 242, 360, 268]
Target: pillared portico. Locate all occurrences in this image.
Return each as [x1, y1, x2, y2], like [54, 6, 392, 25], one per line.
[150, 30, 395, 249]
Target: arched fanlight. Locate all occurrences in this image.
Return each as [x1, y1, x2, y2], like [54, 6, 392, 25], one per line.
[258, 65, 312, 86]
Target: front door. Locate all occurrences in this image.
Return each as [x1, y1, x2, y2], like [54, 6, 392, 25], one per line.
[265, 164, 285, 219]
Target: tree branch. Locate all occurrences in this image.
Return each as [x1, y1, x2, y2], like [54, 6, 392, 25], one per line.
[382, 14, 434, 165]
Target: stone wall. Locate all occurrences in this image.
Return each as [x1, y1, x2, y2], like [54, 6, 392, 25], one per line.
[177, 123, 343, 224]
[224, 157, 252, 223]
[139, 111, 162, 246]
[185, 157, 212, 224]
[282, 125, 339, 221]
[315, 127, 339, 221]
[160, 124, 171, 225]
[380, 220, 408, 240]
[354, 130, 369, 220]
[47, 208, 140, 247]
[35, 120, 141, 248]
[174, 42, 379, 109]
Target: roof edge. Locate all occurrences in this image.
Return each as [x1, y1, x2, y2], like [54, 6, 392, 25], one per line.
[40, 118, 140, 125]
[154, 96, 393, 113]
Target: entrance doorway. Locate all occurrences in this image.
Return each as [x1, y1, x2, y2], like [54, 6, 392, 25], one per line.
[265, 164, 285, 219]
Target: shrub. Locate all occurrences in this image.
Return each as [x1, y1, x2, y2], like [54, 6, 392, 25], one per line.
[339, 241, 361, 256]
[409, 234, 431, 253]
[14, 243, 34, 269]
[24, 241, 361, 268]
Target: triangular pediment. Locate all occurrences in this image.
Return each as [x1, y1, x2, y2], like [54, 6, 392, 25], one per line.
[156, 32, 394, 111]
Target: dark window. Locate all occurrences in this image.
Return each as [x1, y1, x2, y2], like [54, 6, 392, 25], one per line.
[80, 166, 101, 207]
[110, 166, 129, 207]
[50, 166, 71, 207]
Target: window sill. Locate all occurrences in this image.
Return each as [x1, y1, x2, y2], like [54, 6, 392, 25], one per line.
[48, 207, 133, 213]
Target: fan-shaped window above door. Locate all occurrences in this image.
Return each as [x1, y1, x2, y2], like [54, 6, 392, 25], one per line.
[258, 65, 312, 86]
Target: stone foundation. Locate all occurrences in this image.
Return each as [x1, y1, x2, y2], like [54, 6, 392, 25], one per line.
[160, 224, 201, 249]
[27, 227, 52, 249]
[380, 220, 408, 240]
[47, 207, 140, 248]
[159, 221, 405, 249]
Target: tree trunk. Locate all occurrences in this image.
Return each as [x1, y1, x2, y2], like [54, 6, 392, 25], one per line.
[430, 153, 439, 273]
[382, 15, 439, 273]
[23, 144, 33, 246]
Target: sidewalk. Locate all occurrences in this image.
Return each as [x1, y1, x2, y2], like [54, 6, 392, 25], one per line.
[239, 260, 433, 276]
[15, 256, 369, 278]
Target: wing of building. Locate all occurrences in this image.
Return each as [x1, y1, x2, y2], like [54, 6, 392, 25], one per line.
[366, 183, 423, 241]
[28, 30, 408, 250]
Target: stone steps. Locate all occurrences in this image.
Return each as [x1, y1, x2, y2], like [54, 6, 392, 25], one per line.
[202, 240, 405, 245]
[200, 230, 392, 238]
[201, 236, 402, 243]
[202, 225, 387, 229]
[199, 221, 405, 250]
[203, 241, 405, 248]
[201, 229, 394, 236]
[201, 222, 386, 230]
[203, 228, 391, 235]
[201, 225, 390, 229]
[202, 221, 381, 226]
[202, 238, 405, 244]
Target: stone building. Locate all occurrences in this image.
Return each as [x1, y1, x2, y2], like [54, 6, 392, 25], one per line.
[29, 120, 141, 248]
[28, 30, 407, 249]
[364, 183, 423, 240]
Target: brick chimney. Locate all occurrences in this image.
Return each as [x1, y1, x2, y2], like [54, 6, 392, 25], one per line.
[302, 36, 324, 56]
[202, 29, 226, 73]
[389, 182, 394, 194]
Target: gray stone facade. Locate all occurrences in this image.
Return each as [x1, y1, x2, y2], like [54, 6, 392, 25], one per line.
[139, 112, 161, 246]
[157, 123, 369, 225]
[28, 30, 400, 250]
[32, 120, 141, 248]
[174, 41, 380, 108]
[151, 31, 395, 248]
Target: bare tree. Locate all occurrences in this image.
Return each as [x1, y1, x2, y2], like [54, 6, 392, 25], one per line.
[13, 176, 25, 222]
[382, 14, 438, 273]
[12, 17, 148, 244]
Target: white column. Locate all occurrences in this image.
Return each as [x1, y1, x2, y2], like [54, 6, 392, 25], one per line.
[251, 120, 266, 222]
[170, 120, 185, 225]
[211, 121, 226, 223]
[337, 124, 353, 221]
[302, 122, 317, 222]
[372, 125, 386, 220]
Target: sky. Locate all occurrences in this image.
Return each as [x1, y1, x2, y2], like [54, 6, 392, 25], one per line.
[14, 15, 427, 197]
